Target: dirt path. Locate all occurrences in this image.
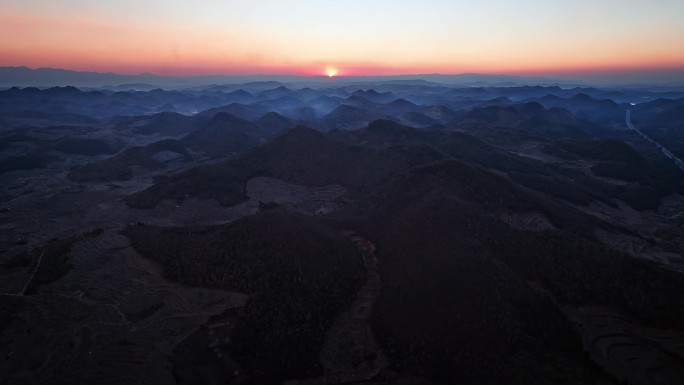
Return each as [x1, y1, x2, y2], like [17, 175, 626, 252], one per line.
[302, 231, 388, 384]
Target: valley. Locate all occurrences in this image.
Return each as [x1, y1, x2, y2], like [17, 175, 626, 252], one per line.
[1, 80, 684, 385]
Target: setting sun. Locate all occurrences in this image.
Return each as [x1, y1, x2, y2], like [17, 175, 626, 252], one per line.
[326, 67, 338, 77]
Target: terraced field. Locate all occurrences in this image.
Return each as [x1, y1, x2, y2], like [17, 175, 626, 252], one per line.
[573, 306, 684, 385]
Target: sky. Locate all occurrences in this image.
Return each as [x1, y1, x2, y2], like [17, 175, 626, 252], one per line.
[1, 0, 684, 81]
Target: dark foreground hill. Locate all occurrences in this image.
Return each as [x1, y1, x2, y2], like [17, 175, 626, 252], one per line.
[124, 212, 364, 383]
[336, 160, 684, 384]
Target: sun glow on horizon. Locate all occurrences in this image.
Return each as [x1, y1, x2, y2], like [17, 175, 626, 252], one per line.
[326, 67, 338, 77]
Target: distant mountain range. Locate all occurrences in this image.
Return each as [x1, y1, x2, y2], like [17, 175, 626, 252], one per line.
[0, 66, 581, 89]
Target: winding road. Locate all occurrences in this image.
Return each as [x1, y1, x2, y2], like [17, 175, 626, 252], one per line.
[626, 110, 684, 173]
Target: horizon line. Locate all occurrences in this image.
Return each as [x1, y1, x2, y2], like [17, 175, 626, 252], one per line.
[3, 65, 558, 79]
[3, 65, 684, 87]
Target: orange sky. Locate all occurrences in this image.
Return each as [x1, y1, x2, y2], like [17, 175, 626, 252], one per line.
[1, 0, 684, 79]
